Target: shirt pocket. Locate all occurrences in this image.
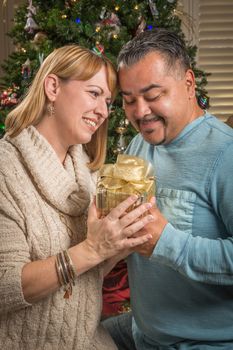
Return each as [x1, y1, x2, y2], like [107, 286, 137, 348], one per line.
[156, 187, 196, 234]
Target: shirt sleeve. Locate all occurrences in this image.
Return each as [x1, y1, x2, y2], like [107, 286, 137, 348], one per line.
[0, 173, 32, 314]
[150, 142, 233, 285]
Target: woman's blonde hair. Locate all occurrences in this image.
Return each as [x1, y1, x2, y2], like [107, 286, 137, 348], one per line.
[5, 45, 117, 170]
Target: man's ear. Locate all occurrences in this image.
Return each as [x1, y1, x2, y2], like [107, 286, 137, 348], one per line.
[185, 69, 196, 98]
[44, 74, 60, 101]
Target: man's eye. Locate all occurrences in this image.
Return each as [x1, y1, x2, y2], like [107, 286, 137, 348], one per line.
[124, 99, 135, 105]
[145, 94, 161, 101]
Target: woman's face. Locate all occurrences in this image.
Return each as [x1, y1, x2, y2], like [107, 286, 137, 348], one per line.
[37, 65, 112, 160]
[53, 65, 112, 146]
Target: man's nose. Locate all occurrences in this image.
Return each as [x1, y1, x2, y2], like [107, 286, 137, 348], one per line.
[133, 99, 151, 119]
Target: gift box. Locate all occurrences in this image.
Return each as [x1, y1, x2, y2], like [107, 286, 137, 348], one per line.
[96, 154, 155, 217]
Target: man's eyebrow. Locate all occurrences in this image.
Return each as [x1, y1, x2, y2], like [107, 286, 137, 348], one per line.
[120, 84, 162, 96]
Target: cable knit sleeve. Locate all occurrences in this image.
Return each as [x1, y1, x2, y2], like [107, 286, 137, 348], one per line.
[0, 172, 32, 314]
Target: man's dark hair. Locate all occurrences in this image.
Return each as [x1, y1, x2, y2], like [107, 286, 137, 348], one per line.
[117, 28, 191, 74]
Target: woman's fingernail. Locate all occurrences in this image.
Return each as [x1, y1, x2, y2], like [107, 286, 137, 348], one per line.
[151, 196, 156, 204]
[146, 203, 152, 209]
[148, 215, 154, 221]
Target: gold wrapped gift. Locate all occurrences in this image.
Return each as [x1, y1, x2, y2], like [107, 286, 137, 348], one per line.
[96, 154, 155, 217]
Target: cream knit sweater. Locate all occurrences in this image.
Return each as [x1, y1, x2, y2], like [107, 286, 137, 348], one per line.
[0, 126, 117, 350]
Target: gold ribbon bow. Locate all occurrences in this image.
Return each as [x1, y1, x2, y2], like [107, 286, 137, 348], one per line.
[96, 154, 155, 216]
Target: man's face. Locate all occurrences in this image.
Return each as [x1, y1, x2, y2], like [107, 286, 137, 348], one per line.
[118, 52, 197, 145]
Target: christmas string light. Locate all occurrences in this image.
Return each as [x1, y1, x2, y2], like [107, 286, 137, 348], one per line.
[0, 123, 5, 131]
[198, 95, 209, 110]
[92, 44, 104, 56]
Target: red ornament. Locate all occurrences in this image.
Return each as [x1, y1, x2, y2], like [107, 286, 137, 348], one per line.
[0, 85, 19, 107]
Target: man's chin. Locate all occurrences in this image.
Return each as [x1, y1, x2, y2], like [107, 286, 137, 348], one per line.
[141, 131, 166, 146]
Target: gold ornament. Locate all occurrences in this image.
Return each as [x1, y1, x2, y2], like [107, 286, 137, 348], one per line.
[32, 31, 47, 45]
[114, 119, 128, 154]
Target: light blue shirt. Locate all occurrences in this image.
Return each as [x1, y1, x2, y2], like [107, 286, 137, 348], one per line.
[126, 114, 233, 349]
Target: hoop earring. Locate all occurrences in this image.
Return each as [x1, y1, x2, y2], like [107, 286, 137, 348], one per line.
[47, 102, 55, 117]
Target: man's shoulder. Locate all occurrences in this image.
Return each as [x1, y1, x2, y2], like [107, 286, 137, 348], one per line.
[201, 115, 233, 163]
[205, 114, 233, 140]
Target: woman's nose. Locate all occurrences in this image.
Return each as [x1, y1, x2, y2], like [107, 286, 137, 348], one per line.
[95, 99, 109, 119]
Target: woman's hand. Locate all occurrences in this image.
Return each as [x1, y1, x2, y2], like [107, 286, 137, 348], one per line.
[84, 195, 155, 262]
[21, 196, 154, 304]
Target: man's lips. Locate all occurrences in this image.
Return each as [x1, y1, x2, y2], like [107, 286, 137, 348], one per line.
[139, 116, 163, 129]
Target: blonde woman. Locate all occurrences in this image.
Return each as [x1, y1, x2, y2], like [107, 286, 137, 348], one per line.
[0, 45, 154, 350]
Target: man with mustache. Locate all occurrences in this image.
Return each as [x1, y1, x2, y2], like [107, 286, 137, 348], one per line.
[103, 28, 233, 350]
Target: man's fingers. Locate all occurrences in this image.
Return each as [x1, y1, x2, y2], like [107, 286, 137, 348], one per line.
[122, 214, 154, 238]
[124, 234, 152, 248]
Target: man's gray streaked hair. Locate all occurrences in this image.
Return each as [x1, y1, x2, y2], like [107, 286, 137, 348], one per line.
[117, 28, 191, 74]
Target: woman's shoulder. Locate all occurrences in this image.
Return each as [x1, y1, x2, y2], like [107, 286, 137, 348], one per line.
[0, 137, 21, 175]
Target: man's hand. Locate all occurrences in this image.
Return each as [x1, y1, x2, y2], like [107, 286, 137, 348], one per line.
[133, 197, 168, 257]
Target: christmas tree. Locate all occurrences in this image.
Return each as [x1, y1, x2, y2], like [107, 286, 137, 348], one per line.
[0, 0, 209, 318]
[0, 0, 208, 161]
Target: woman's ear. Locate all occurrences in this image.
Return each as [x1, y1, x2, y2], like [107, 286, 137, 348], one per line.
[185, 69, 196, 98]
[44, 74, 60, 101]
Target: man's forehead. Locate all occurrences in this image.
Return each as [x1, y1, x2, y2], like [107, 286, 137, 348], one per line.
[120, 83, 162, 96]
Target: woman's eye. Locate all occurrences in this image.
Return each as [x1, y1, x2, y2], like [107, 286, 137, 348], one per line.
[90, 91, 99, 98]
